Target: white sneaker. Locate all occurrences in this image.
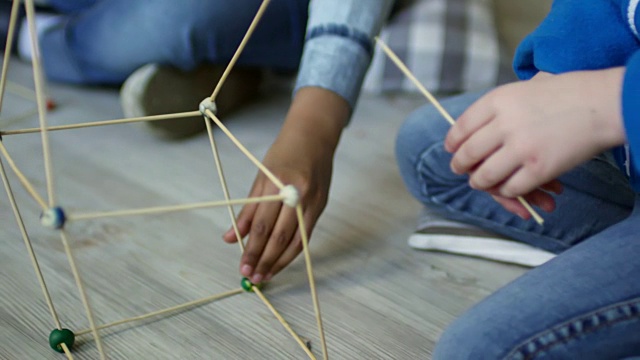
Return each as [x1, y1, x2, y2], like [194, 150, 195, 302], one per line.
[408, 207, 556, 267]
[120, 63, 262, 139]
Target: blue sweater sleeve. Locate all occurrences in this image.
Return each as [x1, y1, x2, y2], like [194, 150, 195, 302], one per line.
[513, 0, 639, 80]
[622, 51, 640, 188]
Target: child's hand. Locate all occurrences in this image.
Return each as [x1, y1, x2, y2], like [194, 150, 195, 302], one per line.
[490, 181, 563, 219]
[222, 87, 349, 284]
[445, 68, 626, 214]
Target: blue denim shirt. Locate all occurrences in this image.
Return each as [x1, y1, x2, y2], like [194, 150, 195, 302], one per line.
[294, 0, 394, 111]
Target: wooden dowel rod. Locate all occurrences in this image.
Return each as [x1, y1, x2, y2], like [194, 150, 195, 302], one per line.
[0, 111, 201, 135]
[204, 118, 245, 253]
[0, 141, 48, 209]
[0, 0, 23, 112]
[25, 0, 57, 207]
[76, 288, 244, 337]
[0, 156, 62, 330]
[209, 0, 271, 101]
[60, 343, 74, 360]
[6, 81, 37, 101]
[204, 110, 285, 189]
[68, 194, 285, 222]
[296, 205, 328, 359]
[375, 37, 544, 225]
[59, 230, 106, 359]
[253, 287, 316, 359]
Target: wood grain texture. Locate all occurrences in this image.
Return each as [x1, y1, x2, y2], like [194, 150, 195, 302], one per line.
[0, 60, 527, 359]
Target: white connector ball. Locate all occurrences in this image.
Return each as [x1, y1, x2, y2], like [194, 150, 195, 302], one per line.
[279, 185, 299, 207]
[199, 97, 217, 117]
[40, 207, 66, 229]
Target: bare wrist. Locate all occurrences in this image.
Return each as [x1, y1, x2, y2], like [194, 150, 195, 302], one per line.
[281, 87, 350, 150]
[589, 68, 627, 149]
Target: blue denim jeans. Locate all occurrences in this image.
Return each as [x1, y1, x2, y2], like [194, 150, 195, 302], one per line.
[396, 91, 640, 358]
[41, 0, 309, 84]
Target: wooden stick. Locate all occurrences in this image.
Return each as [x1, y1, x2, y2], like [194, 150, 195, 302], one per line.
[517, 197, 543, 224]
[209, 0, 271, 101]
[6, 81, 37, 102]
[375, 37, 544, 225]
[0, 111, 201, 136]
[0, 108, 39, 128]
[0, 140, 48, 210]
[59, 230, 106, 360]
[68, 194, 285, 222]
[296, 205, 328, 360]
[0, 0, 22, 113]
[253, 287, 317, 359]
[60, 343, 74, 360]
[375, 38, 455, 126]
[0, 156, 62, 330]
[75, 288, 244, 337]
[204, 109, 285, 189]
[204, 118, 245, 253]
[25, 0, 57, 208]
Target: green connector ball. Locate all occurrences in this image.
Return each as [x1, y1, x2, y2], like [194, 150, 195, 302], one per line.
[49, 328, 75, 353]
[241, 277, 262, 292]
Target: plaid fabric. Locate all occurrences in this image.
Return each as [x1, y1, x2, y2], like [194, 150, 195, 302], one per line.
[363, 0, 516, 96]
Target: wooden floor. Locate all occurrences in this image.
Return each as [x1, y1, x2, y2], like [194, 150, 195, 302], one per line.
[0, 59, 528, 359]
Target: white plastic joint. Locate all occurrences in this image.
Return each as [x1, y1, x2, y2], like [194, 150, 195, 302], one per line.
[199, 97, 217, 117]
[279, 185, 299, 207]
[40, 207, 66, 230]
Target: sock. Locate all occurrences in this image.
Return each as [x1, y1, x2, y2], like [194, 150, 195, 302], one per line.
[408, 207, 556, 267]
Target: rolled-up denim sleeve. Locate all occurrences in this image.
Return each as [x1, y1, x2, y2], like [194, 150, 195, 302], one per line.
[294, 0, 394, 111]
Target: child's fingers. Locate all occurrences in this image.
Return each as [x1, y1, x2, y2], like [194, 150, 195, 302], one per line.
[498, 164, 553, 199]
[521, 189, 557, 213]
[491, 190, 556, 219]
[450, 120, 503, 176]
[467, 147, 520, 191]
[251, 204, 298, 284]
[445, 92, 498, 153]
[491, 195, 531, 219]
[223, 184, 261, 243]
[539, 179, 563, 195]
[240, 193, 282, 280]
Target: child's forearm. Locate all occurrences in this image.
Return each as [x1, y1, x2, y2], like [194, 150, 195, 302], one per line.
[279, 86, 350, 156]
[586, 67, 626, 150]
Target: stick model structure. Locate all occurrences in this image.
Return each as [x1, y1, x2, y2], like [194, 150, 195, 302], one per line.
[0, 0, 546, 358]
[0, 0, 326, 359]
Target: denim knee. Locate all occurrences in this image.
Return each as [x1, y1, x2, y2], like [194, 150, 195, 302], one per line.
[396, 113, 453, 203]
[395, 91, 486, 205]
[433, 315, 504, 360]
